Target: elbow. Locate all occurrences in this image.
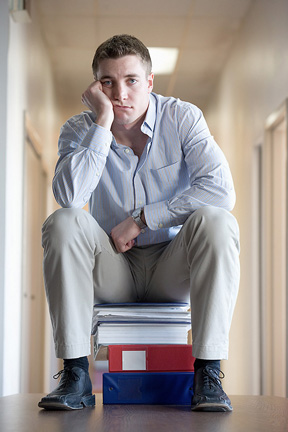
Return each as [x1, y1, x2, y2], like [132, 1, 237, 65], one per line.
[56, 200, 78, 209]
[224, 189, 236, 212]
[52, 182, 81, 209]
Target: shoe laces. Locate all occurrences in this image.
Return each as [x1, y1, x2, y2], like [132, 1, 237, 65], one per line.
[53, 369, 80, 383]
[202, 366, 225, 389]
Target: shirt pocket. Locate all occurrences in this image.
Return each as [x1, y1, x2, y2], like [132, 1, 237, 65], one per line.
[149, 160, 188, 201]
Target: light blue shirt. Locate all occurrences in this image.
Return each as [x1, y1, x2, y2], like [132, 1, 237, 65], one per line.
[53, 93, 235, 246]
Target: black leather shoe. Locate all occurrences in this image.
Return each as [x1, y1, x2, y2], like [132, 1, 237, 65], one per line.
[38, 367, 95, 410]
[191, 366, 233, 412]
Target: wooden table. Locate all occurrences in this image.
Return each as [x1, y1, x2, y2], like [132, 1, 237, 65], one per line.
[0, 393, 287, 432]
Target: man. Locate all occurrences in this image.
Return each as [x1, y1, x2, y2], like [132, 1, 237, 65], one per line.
[38, 34, 240, 412]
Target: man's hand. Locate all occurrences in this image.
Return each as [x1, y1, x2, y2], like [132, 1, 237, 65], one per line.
[81, 81, 114, 130]
[110, 217, 141, 253]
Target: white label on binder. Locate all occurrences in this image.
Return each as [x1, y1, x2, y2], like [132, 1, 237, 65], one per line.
[122, 350, 146, 370]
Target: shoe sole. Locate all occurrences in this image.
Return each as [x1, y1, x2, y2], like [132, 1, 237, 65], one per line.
[191, 402, 233, 412]
[38, 394, 95, 411]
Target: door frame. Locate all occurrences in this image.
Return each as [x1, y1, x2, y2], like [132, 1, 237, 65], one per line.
[262, 100, 288, 397]
[21, 112, 49, 392]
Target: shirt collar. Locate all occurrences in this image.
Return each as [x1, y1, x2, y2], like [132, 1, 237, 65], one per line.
[140, 93, 156, 138]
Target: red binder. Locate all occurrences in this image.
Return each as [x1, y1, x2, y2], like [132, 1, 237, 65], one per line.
[108, 344, 195, 372]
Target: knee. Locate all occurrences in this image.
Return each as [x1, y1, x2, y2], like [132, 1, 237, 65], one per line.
[185, 206, 240, 250]
[42, 208, 94, 246]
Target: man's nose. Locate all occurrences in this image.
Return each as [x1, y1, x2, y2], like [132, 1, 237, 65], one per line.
[113, 83, 128, 101]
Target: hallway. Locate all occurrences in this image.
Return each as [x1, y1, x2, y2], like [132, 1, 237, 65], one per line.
[0, 0, 288, 401]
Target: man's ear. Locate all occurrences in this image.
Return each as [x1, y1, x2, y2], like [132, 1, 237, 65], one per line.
[147, 73, 154, 93]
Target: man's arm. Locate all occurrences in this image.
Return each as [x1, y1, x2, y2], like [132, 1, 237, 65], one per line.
[112, 104, 235, 251]
[143, 105, 236, 232]
[53, 81, 143, 252]
[52, 82, 114, 208]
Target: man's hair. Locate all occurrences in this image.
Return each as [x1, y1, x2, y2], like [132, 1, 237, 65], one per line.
[92, 34, 152, 77]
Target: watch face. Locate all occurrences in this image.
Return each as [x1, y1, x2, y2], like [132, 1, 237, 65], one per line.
[132, 208, 145, 228]
[132, 209, 141, 219]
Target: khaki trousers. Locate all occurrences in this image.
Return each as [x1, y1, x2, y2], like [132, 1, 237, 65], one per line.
[42, 206, 240, 360]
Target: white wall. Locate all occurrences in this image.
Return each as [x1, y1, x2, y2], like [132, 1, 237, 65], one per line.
[0, 0, 9, 399]
[205, 0, 288, 395]
[1, 0, 59, 396]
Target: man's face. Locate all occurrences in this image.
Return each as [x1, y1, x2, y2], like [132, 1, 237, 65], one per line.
[96, 55, 154, 128]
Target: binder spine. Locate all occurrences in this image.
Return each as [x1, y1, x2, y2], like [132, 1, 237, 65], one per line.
[103, 372, 194, 405]
[108, 344, 195, 372]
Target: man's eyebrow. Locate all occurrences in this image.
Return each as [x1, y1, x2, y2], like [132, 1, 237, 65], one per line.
[99, 73, 141, 80]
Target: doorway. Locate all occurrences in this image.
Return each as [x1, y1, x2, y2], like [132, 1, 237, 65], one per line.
[21, 115, 48, 393]
[262, 101, 288, 397]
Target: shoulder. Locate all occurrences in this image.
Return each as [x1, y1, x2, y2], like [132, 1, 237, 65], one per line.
[152, 93, 203, 129]
[152, 93, 201, 114]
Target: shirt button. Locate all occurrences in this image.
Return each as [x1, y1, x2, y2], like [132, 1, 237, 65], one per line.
[141, 229, 145, 234]
[139, 201, 143, 205]
[158, 223, 163, 229]
[124, 148, 130, 153]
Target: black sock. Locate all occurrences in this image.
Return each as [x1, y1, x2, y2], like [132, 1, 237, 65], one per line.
[194, 359, 220, 371]
[63, 356, 89, 373]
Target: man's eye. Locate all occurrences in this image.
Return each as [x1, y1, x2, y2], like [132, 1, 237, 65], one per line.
[129, 79, 137, 84]
[102, 80, 112, 86]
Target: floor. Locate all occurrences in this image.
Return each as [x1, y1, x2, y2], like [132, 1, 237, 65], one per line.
[0, 394, 288, 432]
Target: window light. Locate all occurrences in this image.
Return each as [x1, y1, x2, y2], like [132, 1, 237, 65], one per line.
[148, 47, 179, 75]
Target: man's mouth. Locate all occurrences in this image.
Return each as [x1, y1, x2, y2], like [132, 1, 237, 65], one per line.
[113, 105, 132, 110]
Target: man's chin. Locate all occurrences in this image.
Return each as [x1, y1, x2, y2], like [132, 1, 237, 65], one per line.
[113, 111, 145, 129]
[113, 116, 134, 127]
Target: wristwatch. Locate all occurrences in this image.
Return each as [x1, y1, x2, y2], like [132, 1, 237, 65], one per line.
[131, 208, 147, 229]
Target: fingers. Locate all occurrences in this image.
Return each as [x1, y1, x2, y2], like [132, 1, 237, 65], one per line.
[112, 238, 135, 253]
[81, 81, 102, 107]
[81, 81, 114, 128]
[110, 218, 140, 253]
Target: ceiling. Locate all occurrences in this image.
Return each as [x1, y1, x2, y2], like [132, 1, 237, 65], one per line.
[36, 0, 253, 120]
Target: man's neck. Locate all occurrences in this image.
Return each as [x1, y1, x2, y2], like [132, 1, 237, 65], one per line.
[112, 115, 148, 158]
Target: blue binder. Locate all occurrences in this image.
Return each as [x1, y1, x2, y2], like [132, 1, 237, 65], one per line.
[103, 372, 194, 405]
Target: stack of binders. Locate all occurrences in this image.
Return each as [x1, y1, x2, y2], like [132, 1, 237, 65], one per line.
[103, 344, 195, 404]
[92, 303, 195, 405]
